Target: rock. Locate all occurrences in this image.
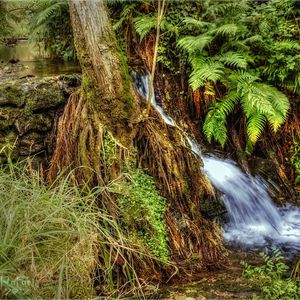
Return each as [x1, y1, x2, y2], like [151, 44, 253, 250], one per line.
[0, 84, 25, 107]
[8, 58, 20, 64]
[19, 132, 46, 156]
[0, 75, 80, 164]
[25, 80, 66, 112]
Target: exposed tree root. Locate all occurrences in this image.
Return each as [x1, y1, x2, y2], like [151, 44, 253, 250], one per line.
[135, 108, 227, 270]
[48, 90, 129, 187]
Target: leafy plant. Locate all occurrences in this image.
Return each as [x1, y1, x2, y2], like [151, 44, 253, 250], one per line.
[203, 71, 289, 149]
[242, 247, 300, 299]
[115, 168, 169, 262]
[291, 135, 300, 184]
[29, 0, 75, 60]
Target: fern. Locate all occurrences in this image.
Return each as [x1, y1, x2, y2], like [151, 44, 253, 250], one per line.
[246, 111, 266, 144]
[182, 17, 211, 30]
[134, 14, 179, 41]
[213, 23, 241, 37]
[113, 3, 137, 31]
[218, 52, 248, 69]
[203, 103, 227, 147]
[134, 15, 157, 40]
[29, 0, 74, 60]
[203, 72, 289, 147]
[177, 34, 213, 54]
[218, 91, 240, 115]
[189, 58, 224, 90]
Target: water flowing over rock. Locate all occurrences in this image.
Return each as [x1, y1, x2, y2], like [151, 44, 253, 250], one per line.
[133, 71, 300, 255]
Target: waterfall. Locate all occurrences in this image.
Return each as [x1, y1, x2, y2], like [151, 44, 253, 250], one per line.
[132, 72, 300, 254]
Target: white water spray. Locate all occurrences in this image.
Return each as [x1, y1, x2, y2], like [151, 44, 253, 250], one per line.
[133, 72, 300, 253]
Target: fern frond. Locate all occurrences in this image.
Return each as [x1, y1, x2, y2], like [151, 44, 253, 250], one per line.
[134, 15, 157, 40]
[182, 17, 211, 30]
[240, 83, 276, 117]
[203, 103, 227, 147]
[189, 58, 224, 90]
[243, 35, 264, 45]
[35, 0, 67, 27]
[205, 1, 249, 17]
[262, 84, 290, 117]
[113, 3, 137, 31]
[246, 111, 266, 144]
[273, 40, 300, 52]
[218, 51, 248, 69]
[229, 71, 260, 88]
[214, 23, 240, 37]
[134, 15, 179, 40]
[218, 91, 240, 115]
[177, 34, 213, 54]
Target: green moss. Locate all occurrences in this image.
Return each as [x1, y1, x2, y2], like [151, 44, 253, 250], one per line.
[25, 84, 65, 112]
[103, 131, 117, 167]
[118, 50, 135, 116]
[0, 85, 25, 107]
[116, 166, 169, 262]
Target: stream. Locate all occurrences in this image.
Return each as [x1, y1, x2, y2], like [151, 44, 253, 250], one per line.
[0, 40, 80, 77]
[133, 72, 300, 256]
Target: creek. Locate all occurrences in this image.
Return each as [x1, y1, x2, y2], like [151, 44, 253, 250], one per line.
[133, 72, 300, 256]
[0, 40, 80, 77]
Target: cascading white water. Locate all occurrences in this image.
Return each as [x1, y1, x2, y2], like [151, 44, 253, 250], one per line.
[133, 72, 300, 253]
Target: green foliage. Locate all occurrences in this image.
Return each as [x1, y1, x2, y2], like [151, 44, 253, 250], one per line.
[0, 161, 99, 298]
[0, 0, 10, 38]
[242, 248, 300, 299]
[291, 136, 300, 184]
[203, 72, 289, 148]
[29, 0, 75, 60]
[115, 167, 169, 262]
[0, 157, 163, 298]
[176, 0, 295, 149]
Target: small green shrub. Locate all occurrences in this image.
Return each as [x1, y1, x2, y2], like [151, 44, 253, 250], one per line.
[242, 248, 300, 299]
[115, 168, 169, 262]
[291, 136, 300, 184]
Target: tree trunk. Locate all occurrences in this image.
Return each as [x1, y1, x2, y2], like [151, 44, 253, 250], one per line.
[48, 0, 139, 185]
[68, 0, 137, 143]
[48, 0, 226, 288]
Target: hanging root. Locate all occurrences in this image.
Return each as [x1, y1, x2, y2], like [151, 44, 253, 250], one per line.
[135, 108, 227, 271]
[48, 90, 129, 187]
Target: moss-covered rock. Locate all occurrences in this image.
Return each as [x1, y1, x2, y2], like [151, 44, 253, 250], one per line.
[0, 84, 25, 107]
[25, 81, 65, 112]
[0, 76, 80, 163]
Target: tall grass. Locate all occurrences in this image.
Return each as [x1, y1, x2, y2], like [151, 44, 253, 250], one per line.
[0, 160, 151, 299]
